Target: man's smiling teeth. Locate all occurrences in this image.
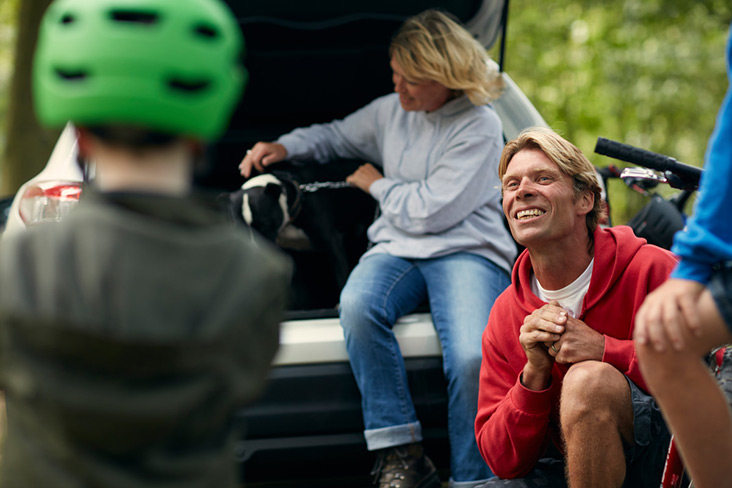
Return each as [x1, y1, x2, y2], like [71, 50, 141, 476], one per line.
[517, 209, 545, 220]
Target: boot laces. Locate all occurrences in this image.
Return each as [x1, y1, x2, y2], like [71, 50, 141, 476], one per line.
[370, 446, 413, 486]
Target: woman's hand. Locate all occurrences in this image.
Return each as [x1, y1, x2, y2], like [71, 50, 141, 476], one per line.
[239, 142, 288, 178]
[346, 163, 383, 193]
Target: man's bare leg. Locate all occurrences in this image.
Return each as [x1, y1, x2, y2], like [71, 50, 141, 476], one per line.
[637, 288, 732, 488]
[560, 361, 634, 488]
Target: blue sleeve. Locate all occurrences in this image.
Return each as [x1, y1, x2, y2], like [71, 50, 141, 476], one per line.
[671, 24, 732, 284]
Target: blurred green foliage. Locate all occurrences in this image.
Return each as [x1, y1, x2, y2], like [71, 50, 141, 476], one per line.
[0, 0, 18, 179]
[0, 0, 730, 224]
[495, 0, 732, 225]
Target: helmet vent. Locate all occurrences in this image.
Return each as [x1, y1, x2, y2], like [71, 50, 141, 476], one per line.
[55, 69, 87, 81]
[168, 79, 210, 93]
[110, 9, 159, 25]
[194, 24, 220, 40]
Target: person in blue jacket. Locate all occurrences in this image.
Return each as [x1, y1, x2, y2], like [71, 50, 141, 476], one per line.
[634, 22, 732, 488]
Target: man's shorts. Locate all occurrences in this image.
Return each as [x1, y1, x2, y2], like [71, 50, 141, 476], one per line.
[709, 260, 732, 333]
[477, 377, 671, 488]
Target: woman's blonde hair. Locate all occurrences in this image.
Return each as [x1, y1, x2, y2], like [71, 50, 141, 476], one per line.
[389, 9, 503, 106]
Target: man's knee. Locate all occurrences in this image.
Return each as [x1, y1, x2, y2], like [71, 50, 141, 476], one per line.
[560, 361, 631, 433]
[561, 361, 624, 399]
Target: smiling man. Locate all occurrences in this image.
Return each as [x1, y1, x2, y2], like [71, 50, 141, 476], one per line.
[474, 128, 678, 488]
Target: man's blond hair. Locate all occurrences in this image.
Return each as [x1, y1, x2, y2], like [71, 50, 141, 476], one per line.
[499, 127, 606, 238]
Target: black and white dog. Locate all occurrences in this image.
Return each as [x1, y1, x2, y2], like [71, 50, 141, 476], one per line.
[237, 172, 305, 244]
[226, 160, 378, 310]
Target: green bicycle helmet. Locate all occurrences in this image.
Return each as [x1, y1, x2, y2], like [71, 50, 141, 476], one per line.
[33, 0, 247, 141]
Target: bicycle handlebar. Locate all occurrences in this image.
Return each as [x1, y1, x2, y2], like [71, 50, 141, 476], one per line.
[594, 137, 701, 189]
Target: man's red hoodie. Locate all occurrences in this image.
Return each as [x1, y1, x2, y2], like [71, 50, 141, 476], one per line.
[475, 226, 678, 479]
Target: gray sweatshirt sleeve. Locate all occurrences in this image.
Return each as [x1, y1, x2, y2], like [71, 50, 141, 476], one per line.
[276, 98, 385, 164]
[369, 113, 504, 235]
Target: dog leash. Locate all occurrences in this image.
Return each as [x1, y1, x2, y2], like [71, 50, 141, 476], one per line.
[255, 174, 380, 238]
[298, 181, 352, 192]
[275, 178, 352, 224]
[295, 179, 381, 245]
[294, 180, 381, 230]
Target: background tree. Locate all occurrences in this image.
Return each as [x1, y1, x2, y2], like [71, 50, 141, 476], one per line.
[0, 0, 18, 180]
[1, 1, 731, 223]
[497, 0, 732, 224]
[1, 0, 55, 196]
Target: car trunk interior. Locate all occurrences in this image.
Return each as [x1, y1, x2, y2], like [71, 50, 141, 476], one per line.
[204, 0, 506, 315]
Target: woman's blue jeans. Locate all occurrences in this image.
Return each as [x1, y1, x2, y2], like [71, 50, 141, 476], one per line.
[339, 252, 510, 484]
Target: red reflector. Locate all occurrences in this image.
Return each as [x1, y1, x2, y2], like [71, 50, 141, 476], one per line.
[44, 185, 82, 199]
[19, 181, 82, 226]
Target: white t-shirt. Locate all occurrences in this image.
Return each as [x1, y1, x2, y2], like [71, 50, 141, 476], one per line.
[531, 259, 594, 318]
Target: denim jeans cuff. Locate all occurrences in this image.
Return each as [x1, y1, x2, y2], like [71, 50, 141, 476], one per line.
[449, 476, 495, 488]
[364, 421, 422, 451]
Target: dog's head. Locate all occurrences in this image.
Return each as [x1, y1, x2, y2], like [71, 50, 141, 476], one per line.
[239, 174, 288, 242]
[229, 173, 302, 242]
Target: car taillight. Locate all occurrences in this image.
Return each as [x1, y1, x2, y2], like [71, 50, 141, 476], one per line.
[19, 181, 82, 227]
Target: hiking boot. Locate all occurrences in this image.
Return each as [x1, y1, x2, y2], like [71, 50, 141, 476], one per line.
[370, 442, 442, 488]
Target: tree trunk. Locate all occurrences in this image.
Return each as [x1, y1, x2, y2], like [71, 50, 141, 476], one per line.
[1, 0, 57, 196]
